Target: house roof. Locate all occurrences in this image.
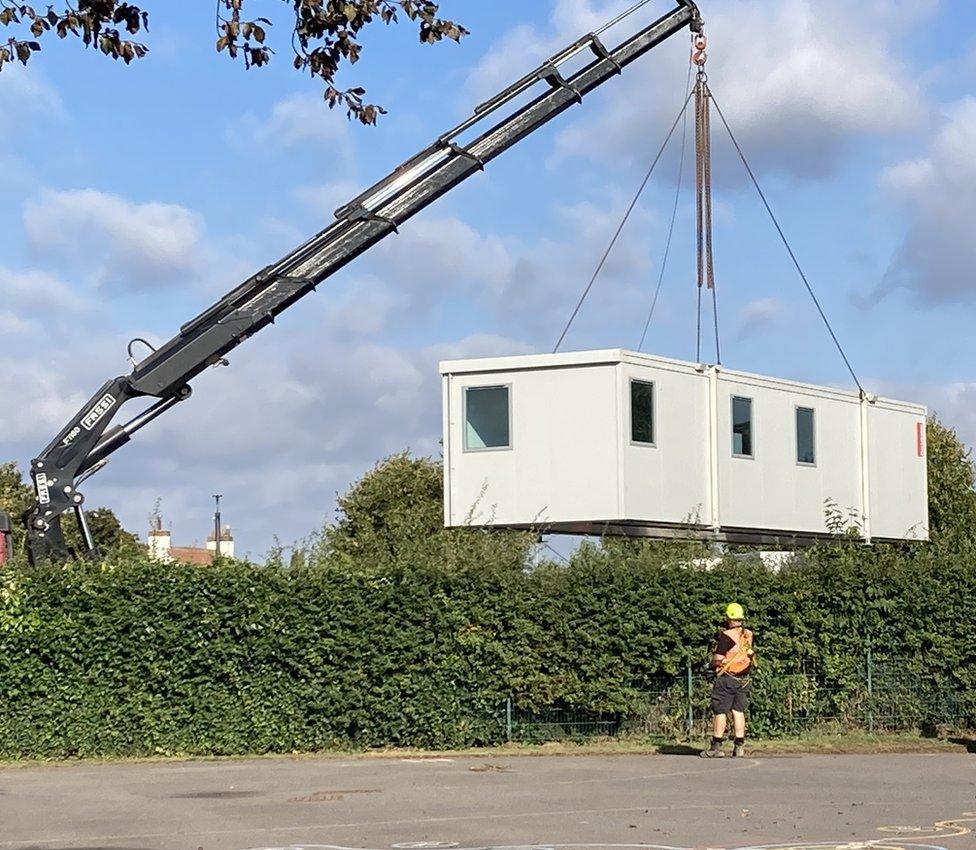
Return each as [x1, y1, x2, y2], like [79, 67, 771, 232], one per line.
[169, 546, 213, 566]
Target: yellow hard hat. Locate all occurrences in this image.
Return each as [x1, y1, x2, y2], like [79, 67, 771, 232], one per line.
[725, 602, 745, 620]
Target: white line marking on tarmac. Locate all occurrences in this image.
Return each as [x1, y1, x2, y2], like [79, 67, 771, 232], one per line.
[0, 814, 956, 850]
[245, 844, 691, 850]
[0, 798, 950, 849]
[240, 842, 951, 850]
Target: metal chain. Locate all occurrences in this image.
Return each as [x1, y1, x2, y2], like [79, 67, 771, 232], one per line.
[703, 80, 721, 364]
[693, 31, 720, 364]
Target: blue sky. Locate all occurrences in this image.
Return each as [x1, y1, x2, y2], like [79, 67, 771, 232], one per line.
[2, 0, 976, 558]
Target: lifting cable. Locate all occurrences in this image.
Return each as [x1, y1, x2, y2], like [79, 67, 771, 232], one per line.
[708, 91, 865, 394]
[554, 24, 862, 393]
[637, 56, 694, 353]
[552, 87, 695, 354]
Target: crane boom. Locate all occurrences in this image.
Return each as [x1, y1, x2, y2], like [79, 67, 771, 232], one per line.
[13, 0, 701, 564]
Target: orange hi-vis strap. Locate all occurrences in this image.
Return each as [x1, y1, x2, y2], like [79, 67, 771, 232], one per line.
[717, 627, 753, 676]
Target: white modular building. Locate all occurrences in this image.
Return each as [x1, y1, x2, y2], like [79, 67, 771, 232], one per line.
[440, 350, 929, 544]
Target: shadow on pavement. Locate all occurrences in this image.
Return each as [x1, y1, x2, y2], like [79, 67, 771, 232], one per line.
[657, 744, 703, 756]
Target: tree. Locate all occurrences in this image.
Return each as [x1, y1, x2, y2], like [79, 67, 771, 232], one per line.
[0, 462, 34, 557]
[321, 452, 535, 570]
[926, 416, 976, 546]
[0, 1, 467, 125]
[325, 452, 445, 559]
[82, 507, 142, 556]
[0, 461, 141, 559]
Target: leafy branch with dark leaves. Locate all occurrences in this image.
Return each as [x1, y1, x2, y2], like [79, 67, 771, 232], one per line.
[0, 1, 468, 126]
[0, 1, 148, 70]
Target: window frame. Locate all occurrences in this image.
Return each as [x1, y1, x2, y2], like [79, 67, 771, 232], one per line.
[629, 378, 657, 448]
[462, 384, 513, 453]
[731, 394, 755, 459]
[795, 404, 817, 467]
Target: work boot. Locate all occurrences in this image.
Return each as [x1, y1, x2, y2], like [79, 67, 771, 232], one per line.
[699, 744, 725, 759]
[732, 743, 746, 758]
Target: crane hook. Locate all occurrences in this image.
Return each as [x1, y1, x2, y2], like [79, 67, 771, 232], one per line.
[692, 33, 707, 67]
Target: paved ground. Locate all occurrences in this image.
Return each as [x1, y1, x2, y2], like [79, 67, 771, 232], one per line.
[0, 752, 973, 850]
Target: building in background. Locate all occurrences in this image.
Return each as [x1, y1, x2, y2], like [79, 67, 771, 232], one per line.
[147, 514, 235, 564]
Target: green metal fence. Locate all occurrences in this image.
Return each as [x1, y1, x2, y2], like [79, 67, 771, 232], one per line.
[502, 652, 973, 742]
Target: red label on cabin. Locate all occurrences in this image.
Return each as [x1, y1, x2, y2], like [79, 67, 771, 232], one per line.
[917, 422, 925, 458]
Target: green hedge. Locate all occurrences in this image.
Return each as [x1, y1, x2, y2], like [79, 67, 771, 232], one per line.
[0, 545, 974, 758]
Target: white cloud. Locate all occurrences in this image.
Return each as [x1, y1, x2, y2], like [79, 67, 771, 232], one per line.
[0, 65, 62, 141]
[932, 383, 976, 451]
[484, 198, 660, 342]
[292, 180, 362, 219]
[471, 0, 929, 180]
[373, 214, 516, 301]
[465, 0, 633, 104]
[23, 189, 205, 291]
[736, 297, 785, 340]
[0, 265, 90, 312]
[0, 311, 31, 335]
[426, 333, 535, 363]
[321, 276, 408, 338]
[0, 358, 89, 442]
[877, 98, 976, 302]
[233, 92, 351, 153]
[355, 196, 661, 345]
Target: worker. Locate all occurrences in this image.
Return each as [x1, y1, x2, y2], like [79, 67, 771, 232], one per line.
[700, 602, 754, 759]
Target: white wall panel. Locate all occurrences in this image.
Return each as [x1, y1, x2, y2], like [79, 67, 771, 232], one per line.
[619, 358, 711, 526]
[716, 374, 863, 534]
[868, 402, 929, 540]
[445, 362, 620, 526]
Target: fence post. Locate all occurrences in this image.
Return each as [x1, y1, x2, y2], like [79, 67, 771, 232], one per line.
[506, 696, 513, 742]
[686, 659, 694, 740]
[866, 645, 874, 734]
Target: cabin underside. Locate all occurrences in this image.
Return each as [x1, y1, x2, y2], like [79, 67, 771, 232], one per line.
[487, 519, 886, 547]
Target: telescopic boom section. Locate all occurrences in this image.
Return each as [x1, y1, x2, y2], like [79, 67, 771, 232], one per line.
[20, 0, 702, 565]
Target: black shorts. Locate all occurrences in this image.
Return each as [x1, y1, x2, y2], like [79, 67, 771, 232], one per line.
[710, 675, 750, 714]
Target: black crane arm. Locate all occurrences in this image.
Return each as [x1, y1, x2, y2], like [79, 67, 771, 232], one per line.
[20, 0, 702, 564]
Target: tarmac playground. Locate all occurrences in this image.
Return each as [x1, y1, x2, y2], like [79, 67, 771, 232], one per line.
[0, 751, 973, 850]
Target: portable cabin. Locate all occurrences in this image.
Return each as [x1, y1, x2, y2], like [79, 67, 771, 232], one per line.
[440, 350, 929, 544]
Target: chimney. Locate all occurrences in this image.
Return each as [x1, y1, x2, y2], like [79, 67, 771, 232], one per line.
[206, 526, 235, 559]
[147, 522, 173, 563]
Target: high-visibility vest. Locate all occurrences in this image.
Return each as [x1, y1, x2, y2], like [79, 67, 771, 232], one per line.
[717, 627, 754, 676]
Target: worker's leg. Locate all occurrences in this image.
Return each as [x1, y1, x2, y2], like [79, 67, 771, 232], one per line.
[731, 710, 746, 738]
[731, 679, 750, 757]
[714, 712, 728, 738]
[702, 679, 732, 758]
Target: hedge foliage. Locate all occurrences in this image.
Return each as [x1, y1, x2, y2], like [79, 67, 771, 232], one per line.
[1, 416, 975, 759]
[0, 542, 974, 758]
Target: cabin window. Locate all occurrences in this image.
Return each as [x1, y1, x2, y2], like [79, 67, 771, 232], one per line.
[630, 380, 655, 446]
[732, 396, 753, 457]
[464, 386, 511, 451]
[796, 406, 816, 465]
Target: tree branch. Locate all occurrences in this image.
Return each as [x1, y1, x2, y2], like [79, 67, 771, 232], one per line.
[0, 1, 468, 125]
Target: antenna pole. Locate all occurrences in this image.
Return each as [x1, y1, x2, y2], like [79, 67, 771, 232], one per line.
[213, 494, 222, 560]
